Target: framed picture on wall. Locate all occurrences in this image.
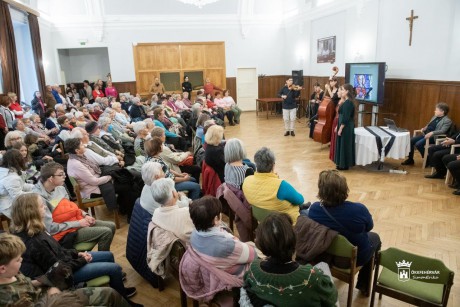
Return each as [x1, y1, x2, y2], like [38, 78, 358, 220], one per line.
[317, 36, 336, 63]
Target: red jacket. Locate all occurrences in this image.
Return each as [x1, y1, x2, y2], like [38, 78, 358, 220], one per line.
[52, 199, 83, 241]
[202, 161, 221, 197]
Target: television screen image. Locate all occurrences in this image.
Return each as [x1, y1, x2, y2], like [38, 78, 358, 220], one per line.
[353, 74, 373, 100]
[345, 62, 386, 105]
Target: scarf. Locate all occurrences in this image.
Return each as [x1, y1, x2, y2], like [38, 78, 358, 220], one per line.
[69, 153, 101, 175]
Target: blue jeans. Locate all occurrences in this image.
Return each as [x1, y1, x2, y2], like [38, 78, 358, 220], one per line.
[408, 135, 434, 159]
[175, 177, 201, 200]
[73, 251, 126, 296]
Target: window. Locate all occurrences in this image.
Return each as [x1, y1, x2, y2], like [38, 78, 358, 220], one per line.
[9, 6, 39, 105]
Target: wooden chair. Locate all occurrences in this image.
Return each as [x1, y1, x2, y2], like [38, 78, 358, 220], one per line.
[158, 240, 198, 307]
[370, 247, 454, 307]
[325, 234, 374, 307]
[413, 130, 446, 169]
[219, 196, 235, 233]
[445, 144, 460, 185]
[68, 176, 120, 229]
[0, 214, 11, 232]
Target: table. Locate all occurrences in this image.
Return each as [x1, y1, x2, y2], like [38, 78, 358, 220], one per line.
[256, 98, 283, 119]
[355, 126, 410, 166]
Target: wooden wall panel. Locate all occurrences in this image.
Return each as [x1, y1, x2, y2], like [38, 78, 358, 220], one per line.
[112, 81, 137, 95]
[205, 44, 225, 68]
[155, 45, 180, 70]
[181, 45, 205, 69]
[206, 69, 226, 91]
[226, 77, 236, 102]
[133, 42, 225, 96]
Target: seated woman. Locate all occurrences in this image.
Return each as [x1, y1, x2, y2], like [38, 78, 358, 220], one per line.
[153, 108, 186, 151]
[4, 131, 24, 149]
[150, 177, 194, 243]
[243, 147, 304, 224]
[12, 141, 47, 183]
[204, 125, 225, 183]
[214, 92, 235, 126]
[45, 109, 59, 131]
[151, 127, 201, 183]
[144, 137, 200, 200]
[140, 161, 190, 215]
[98, 116, 124, 153]
[224, 138, 254, 190]
[133, 121, 150, 156]
[308, 169, 381, 295]
[0, 149, 35, 218]
[223, 89, 242, 124]
[242, 212, 338, 307]
[195, 113, 210, 143]
[111, 102, 131, 127]
[29, 113, 59, 138]
[9, 193, 139, 303]
[188, 196, 257, 278]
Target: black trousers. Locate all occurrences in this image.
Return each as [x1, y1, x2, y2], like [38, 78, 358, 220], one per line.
[356, 232, 381, 291]
[443, 154, 460, 183]
[179, 164, 202, 183]
[427, 145, 451, 174]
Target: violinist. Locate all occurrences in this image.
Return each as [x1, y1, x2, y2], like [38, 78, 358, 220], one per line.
[308, 82, 324, 138]
[278, 78, 302, 137]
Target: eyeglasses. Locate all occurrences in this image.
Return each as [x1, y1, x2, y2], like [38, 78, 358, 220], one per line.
[52, 173, 66, 178]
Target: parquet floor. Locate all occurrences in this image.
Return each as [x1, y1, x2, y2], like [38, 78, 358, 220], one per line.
[103, 112, 459, 307]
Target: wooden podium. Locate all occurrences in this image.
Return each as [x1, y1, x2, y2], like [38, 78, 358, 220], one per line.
[313, 96, 335, 144]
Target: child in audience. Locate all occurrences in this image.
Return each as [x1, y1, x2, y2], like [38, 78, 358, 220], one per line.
[0, 232, 132, 306]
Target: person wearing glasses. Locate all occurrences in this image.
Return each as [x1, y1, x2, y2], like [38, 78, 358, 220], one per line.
[0, 149, 34, 218]
[33, 162, 116, 250]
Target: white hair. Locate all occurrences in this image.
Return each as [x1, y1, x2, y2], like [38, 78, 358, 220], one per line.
[74, 111, 84, 118]
[111, 102, 121, 109]
[70, 127, 84, 139]
[141, 161, 164, 186]
[98, 116, 111, 128]
[132, 121, 147, 135]
[151, 178, 175, 206]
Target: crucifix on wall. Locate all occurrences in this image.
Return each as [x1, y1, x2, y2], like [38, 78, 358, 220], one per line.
[406, 9, 419, 46]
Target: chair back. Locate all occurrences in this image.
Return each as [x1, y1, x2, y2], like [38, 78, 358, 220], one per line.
[68, 176, 83, 207]
[378, 247, 454, 285]
[251, 206, 274, 223]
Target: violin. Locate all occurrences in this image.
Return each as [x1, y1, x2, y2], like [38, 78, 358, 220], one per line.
[289, 84, 303, 91]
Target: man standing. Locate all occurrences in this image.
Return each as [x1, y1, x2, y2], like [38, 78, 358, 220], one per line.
[278, 78, 302, 136]
[149, 77, 165, 95]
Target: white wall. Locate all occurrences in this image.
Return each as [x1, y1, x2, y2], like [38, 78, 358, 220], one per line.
[58, 47, 110, 83]
[36, 0, 460, 85]
[286, 0, 459, 81]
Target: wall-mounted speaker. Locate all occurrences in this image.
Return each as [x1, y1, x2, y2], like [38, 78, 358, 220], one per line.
[292, 70, 304, 86]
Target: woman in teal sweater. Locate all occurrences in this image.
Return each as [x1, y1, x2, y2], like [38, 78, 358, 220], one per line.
[242, 212, 337, 307]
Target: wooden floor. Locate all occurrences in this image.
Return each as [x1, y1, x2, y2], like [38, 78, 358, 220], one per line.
[104, 111, 459, 307]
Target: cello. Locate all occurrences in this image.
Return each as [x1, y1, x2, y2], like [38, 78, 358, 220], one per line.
[313, 67, 338, 144]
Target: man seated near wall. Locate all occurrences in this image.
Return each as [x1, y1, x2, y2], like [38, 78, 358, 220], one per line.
[33, 162, 116, 251]
[425, 127, 460, 179]
[402, 102, 452, 165]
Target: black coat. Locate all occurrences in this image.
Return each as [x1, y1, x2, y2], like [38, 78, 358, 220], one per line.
[16, 231, 86, 279]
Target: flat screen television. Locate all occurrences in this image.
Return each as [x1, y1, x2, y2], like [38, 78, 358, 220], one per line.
[345, 62, 386, 105]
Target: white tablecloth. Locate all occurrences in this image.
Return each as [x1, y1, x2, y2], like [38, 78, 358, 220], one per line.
[355, 127, 410, 166]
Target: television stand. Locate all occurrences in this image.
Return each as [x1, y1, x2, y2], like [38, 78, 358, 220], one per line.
[357, 103, 379, 127]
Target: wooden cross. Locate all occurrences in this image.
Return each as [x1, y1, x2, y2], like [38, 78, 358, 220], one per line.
[406, 9, 419, 46]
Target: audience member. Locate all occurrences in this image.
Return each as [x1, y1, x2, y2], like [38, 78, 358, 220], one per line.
[308, 170, 381, 295]
[224, 138, 254, 190]
[243, 147, 304, 224]
[242, 212, 338, 307]
[204, 125, 225, 183]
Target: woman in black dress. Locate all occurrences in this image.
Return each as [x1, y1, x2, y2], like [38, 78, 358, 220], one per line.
[182, 76, 192, 98]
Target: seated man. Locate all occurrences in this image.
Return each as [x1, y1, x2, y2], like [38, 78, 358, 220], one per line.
[444, 154, 460, 195]
[33, 162, 116, 251]
[402, 102, 452, 165]
[0, 233, 132, 307]
[150, 178, 194, 243]
[243, 147, 305, 224]
[425, 130, 460, 179]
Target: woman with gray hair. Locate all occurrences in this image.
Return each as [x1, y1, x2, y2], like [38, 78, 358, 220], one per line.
[98, 116, 124, 153]
[150, 178, 194, 243]
[133, 121, 149, 156]
[224, 138, 254, 190]
[242, 147, 305, 224]
[140, 161, 191, 213]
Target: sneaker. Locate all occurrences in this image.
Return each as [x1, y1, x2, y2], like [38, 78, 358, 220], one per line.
[125, 287, 137, 298]
[401, 158, 414, 165]
[290, 131, 295, 136]
[284, 131, 290, 136]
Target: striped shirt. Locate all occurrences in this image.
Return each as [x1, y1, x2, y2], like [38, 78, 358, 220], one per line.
[225, 163, 250, 190]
